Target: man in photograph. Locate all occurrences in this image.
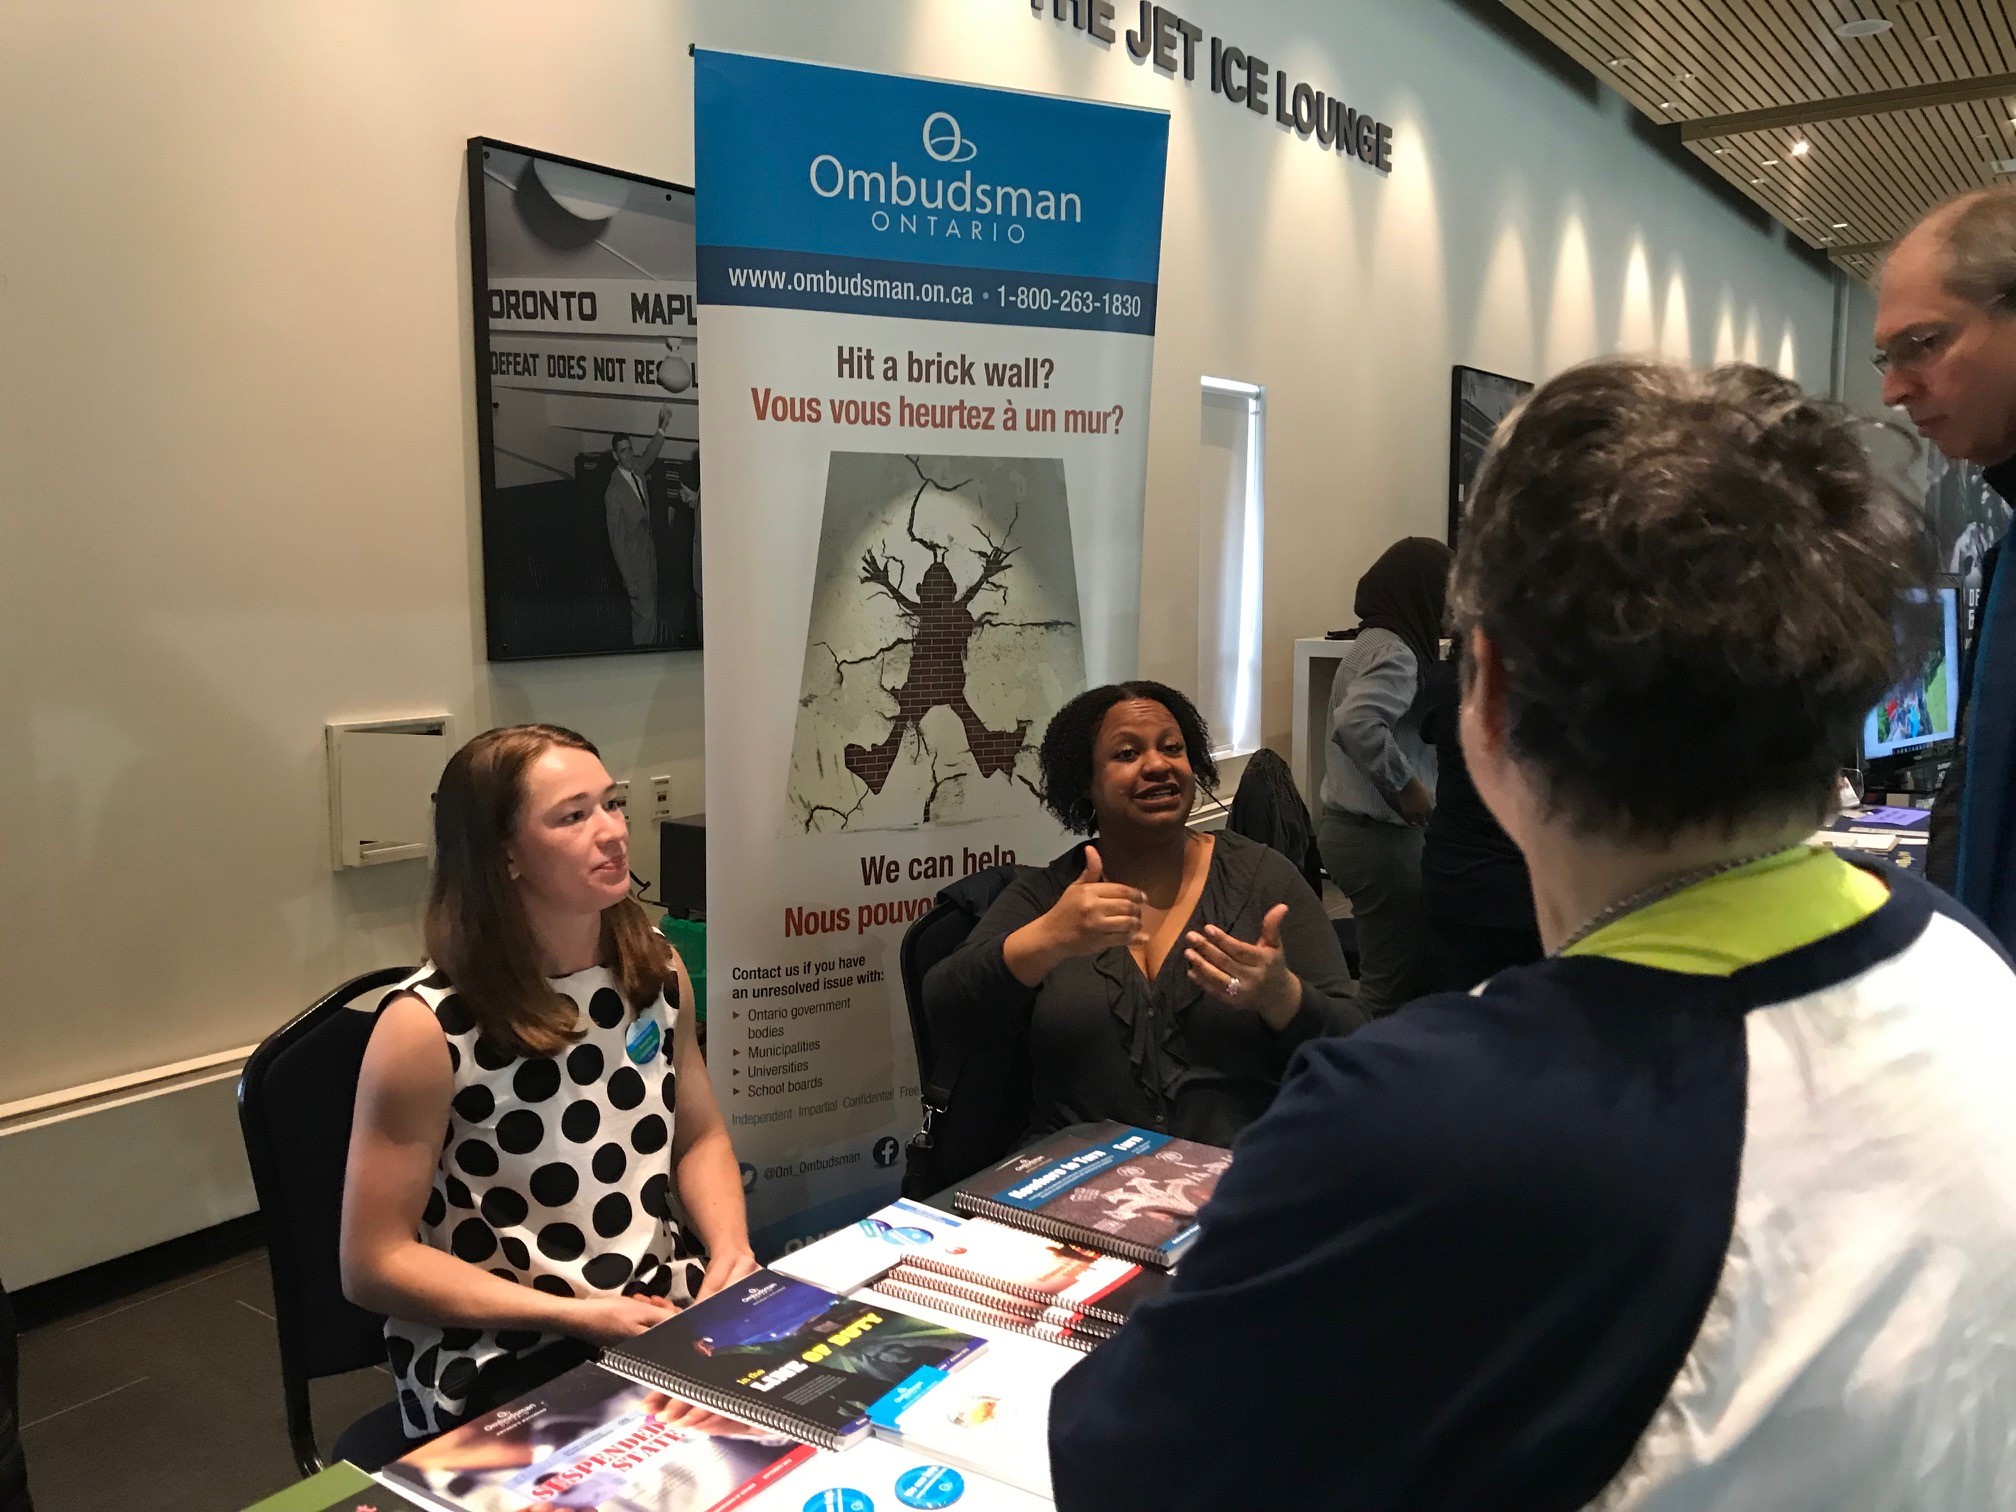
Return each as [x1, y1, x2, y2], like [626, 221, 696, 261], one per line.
[606, 404, 675, 646]
[679, 450, 703, 646]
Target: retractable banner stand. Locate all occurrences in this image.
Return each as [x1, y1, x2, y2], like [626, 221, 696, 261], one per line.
[694, 51, 1170, 1254]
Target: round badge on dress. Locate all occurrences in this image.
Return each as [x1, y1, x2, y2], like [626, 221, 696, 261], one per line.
[893, 1464, 965, 1508]
[625, 1017, 662, 1065]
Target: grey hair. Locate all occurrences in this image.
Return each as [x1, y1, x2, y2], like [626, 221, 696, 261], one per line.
[1450, 356, 1929, 841]
[1935, 189, 2016, 310]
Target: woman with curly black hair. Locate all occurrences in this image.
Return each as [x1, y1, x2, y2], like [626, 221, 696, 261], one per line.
[923, 680, 1361, 1147]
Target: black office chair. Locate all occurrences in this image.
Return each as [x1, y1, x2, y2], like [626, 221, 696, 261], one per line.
[238, 966, 415, 1476]
[0, 1274, 29, 1512]
[898, 866, 1029, 1198]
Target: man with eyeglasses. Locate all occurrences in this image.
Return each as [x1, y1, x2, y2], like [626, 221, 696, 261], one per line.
[1876, 188, 2016, 936]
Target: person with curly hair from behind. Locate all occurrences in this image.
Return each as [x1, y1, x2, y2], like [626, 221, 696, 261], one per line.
[923, 681, 1362, 1149]
[1051, 359, 2016, 1512]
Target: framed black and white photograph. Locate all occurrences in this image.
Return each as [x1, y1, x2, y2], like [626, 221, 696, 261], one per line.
[1447, 364, 1533, 548]
[467, 138, 701, 661]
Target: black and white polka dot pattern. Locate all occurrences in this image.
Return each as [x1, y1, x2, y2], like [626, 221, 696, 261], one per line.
[382, 965, 703, 1438]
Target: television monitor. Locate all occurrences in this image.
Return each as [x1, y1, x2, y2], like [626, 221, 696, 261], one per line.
[1862, 586, 1960, 764]
[1447, 365, 1533, 548]
[467, 138, 700, 661]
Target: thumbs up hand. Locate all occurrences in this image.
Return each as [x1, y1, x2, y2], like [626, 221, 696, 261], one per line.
[1041, 845, 1149, 959]
[1185, 903, 1301, 1029]
[1001, 845, 1149, 989]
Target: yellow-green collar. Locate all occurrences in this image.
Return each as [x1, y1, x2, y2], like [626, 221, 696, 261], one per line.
[1561, 845, 1888, 976]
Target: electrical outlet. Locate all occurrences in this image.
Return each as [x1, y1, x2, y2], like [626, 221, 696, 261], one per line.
[650, 774, 674, 821]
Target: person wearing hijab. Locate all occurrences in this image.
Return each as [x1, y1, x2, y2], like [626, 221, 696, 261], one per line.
[1315, 536, 1454, 1016]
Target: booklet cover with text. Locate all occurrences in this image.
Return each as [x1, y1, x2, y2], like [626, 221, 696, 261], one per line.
[951, 1124, 1230, 1267]
[601, 1270, 986, 1449]
[868, 1330, 1079, 1500]
[771, 1197, 967, 1293]
[381, 1363, 811, 1512]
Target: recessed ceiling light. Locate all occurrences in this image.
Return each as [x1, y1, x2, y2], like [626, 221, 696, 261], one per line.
[1833, 221, 1849, 229]
[1836, 18, 1893, 39]
[1712, 146, 1727, 154]
[1761, 158, 1781, 166]
[1750, 177, 1766, 185]
[1795, 214, 1813, 222]
[1660, 100, 1677, 109]
[1790, 139, 1811, 156]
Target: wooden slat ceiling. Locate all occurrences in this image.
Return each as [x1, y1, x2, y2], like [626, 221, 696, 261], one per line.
[1499, 0, 2016, 282]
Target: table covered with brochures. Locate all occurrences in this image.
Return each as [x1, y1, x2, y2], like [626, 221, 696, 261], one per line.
[246, 1123, 1224, 1512]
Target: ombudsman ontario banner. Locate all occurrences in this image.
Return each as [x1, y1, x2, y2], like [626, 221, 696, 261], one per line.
[695, 50, 1169, 1254]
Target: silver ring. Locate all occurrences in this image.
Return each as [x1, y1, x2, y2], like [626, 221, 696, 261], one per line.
[1224, 977, 1240, 998]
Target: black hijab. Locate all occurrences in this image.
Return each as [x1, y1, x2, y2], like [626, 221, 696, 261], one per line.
[1355, 536, 1454, 681]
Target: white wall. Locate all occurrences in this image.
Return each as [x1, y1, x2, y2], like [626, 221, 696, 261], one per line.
[0, 0, 1833, 1280]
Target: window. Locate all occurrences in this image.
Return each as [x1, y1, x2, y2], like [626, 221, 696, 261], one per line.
[1197, 377, 1265, 759]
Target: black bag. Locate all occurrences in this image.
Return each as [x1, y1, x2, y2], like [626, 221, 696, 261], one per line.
[898, 866, 1027, 1200]
[1227, 747, 1324, 896]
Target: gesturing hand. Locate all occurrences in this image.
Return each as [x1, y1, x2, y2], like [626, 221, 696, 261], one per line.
[1184, 904, 1302, 1030]
[1042, 846, 1148, 959]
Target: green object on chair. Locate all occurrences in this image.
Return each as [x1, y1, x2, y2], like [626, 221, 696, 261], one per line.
[661, 915, 707, 1028]
[240, 1462, 384, 1511]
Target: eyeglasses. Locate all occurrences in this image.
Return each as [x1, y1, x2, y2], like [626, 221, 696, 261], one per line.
[1872, 294, 2012, 376]
[1871, 324, 1958, 376]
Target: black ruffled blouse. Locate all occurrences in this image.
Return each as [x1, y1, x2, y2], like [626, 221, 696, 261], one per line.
[922, 831, 1364, 1147]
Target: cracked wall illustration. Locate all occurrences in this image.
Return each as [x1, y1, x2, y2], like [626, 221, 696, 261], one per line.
[784, 452, 1086, 834]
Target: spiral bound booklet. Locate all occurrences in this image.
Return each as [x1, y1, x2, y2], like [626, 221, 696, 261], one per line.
[600, 1270, 986, 1451]
[769, 1197, 968, 1293]
[871, 1274, 1110, 1355]
[381, 1363, 813, 1512]
[903, 1215, 1169, 1325]
[885, 1264, 1121, 1340]
[950, 1124, 1231, 1268]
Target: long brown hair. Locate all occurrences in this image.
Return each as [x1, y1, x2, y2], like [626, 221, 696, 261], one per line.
[426, 724, 671, 1057]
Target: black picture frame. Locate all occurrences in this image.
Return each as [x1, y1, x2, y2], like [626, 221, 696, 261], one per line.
[467, 137, 701, 662]
[1447, 364, 1533, 548]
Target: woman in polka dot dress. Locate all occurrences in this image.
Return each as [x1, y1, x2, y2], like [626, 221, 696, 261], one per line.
[340, 724, 756, 1442]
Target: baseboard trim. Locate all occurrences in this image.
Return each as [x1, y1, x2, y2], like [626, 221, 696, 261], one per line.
[11, 1213, 264, 1332]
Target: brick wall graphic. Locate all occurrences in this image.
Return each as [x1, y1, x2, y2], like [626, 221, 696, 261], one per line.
[785, 453, 1085, 834]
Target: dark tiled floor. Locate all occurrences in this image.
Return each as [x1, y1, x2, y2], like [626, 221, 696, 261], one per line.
[17, 1249, 391, 1511]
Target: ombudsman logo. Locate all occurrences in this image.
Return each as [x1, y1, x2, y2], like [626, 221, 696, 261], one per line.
[921, 111, 977, 164]
[807, 108, 1082, 244]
